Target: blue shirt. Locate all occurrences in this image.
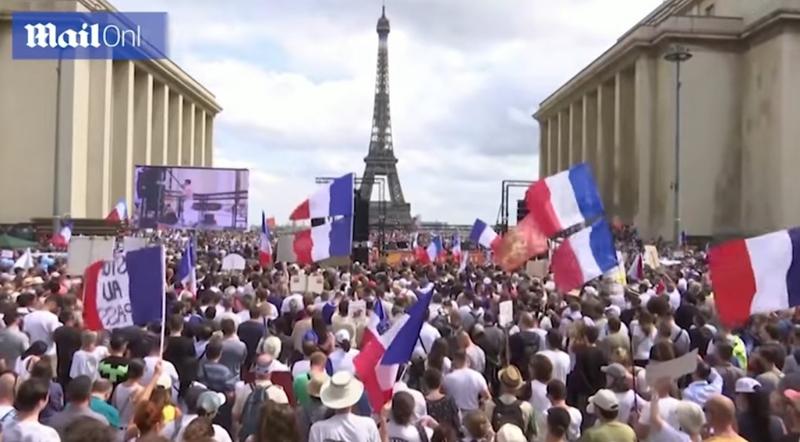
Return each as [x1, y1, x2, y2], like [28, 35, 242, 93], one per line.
[90, 396, 121, 429]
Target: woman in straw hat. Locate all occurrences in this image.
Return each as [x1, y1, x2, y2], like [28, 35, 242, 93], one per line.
[309, 371, 382, 442]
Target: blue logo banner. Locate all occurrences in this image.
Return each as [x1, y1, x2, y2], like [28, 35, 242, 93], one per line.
[12, 12, 168, 60]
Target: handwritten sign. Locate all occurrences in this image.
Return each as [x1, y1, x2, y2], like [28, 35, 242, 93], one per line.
[221, 253, 246, 271]
[96, 255, 134, 329]
[499, 300, 514, 328]
[68, 236, 115, 275]
[646, 349, 698, 385]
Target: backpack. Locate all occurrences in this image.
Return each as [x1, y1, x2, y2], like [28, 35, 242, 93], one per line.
[491, 399, 525, 432]
[238, 384, 272, 441]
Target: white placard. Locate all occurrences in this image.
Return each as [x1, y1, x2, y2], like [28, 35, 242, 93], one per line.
[221, 253, 246, 271]
[349, 300, 367, 317]
[96, 256, 134, 329]
[67, 237, 116, 276]
[290, 273, 308, 293]
[646, 349, 698, 385]
[122, 236, 148, 253]
[0, 250, 12, 259]
[644, 245, 660, 269]
[499, 300, 514, 328]
[307, 274, 324, 294]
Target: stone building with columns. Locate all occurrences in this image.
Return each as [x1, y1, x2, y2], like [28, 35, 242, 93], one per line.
[0, 0, 221, 224]
[534, 0, 800, 240]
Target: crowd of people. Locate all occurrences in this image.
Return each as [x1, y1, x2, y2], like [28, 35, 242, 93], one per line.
[0, 228, 797, 442]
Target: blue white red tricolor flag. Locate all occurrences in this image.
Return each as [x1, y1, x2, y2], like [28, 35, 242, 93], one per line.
[83, 246, 165, 331]
[368, 298, 390, 335]
[452, 233, 462, 263]
[51, 220, 72, 248]
[354, 290, 433, 411]
[709, 228, 800, 326]
[105, 199, 127, 222]
[470, 219, 500, 251]
[260, 211, 273, 267]
[525, 163, 604, 237]
[177, 240, 196, 294]
[278, 217, 352, 265]
[627, 253, 644, 281]
[289, 173, 354, 220]
[551, 219, 618, 293]
[426, 235, 443, 264]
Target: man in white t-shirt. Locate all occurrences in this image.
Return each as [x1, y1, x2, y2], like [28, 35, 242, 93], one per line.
[309, 372, 381, 442]
[637, 376, 682, 440]
[537, 329, 571, 384]
[22, 295, 61, 353]
[442, 349, 490, 413]
[647, 378, 705, 442]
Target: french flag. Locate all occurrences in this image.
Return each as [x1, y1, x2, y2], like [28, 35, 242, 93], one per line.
[525, 163, 604, 237]
[627, 253, 644, 281]
[426, 235, 443, 263]
[551, 219, 618, 293]
[105, 199, 127, 222]
[470, 219, 500, 251]
[289, 173, 354, 220]
[51, 221, 72, 248]
[368, 298, 390, 334]
[709, 228, 800, 326]
[83, 246, 165, 331]
[177, 240, 196, 294]
[452, 233, 462, 263]
[260, 211, 273, 267]
[286, 217, 352, 265]
[354, 290, 432, 411]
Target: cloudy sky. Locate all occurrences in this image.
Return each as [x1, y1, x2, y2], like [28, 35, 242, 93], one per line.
[118, 0, 661, 225]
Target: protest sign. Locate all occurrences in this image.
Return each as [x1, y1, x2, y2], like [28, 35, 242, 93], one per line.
[646, 349, 698, 385]
[644, 245, 660, 269]
[349, 300, 367, 317]
[221, 253, 246, 271]
[499, 300, 514, 327]
[525, 259, 549, 279]
[290, 273, 307, 293]
[122, 236, 148, 252]
[68, 236, 115, 275]
[307, 273, 324, 294]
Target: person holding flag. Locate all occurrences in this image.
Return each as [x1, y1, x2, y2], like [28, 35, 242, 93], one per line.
[260, 211, 273, 267]
[177, 238, 196, 296]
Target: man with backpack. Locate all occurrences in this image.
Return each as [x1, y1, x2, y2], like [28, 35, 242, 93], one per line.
[490, 365, 537, 440]
[508, 313, 543, 380]
[233, 352, 289, 441]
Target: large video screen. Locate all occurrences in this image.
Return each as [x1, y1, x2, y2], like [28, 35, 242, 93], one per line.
[133, 166, 249, 230]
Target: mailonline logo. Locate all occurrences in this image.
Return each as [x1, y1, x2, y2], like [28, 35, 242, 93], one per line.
[12, 12, 168, 60]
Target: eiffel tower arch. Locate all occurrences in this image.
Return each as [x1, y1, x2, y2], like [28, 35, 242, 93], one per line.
[359, 6, 412, 227]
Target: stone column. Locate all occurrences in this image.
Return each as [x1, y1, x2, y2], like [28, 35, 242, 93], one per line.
[570, 100, 584, 166]
[181, 100, 195, 165]
[86, 59, 113, 218]
[196, 108, 207, 166]
[583, 92, 599, 179]
[151, 83, 169, 165]
[133, 69, 153, 167]
[111, 60, 135, 208]
[634, 55, 656, 235]
[167, 92, 182, 165]
[539, 119, 548, 178]
[547, 118, 556, 175]
[615, 69, 636, 223]
[597, 81, 616, 213]
[204, 114, 214, 166]
[559, 110, 569, 172]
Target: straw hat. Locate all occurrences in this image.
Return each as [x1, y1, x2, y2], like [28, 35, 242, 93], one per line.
[308, 372, 328, 398]
[320, 371, 364, 410]
[498, 366, 524, 391]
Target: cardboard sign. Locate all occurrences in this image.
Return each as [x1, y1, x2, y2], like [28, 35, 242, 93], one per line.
[290, 273, 307, 293]
[498, 300, 514, 328]
[221, 253, 246, 271]
[307, 274, 324, 294]
[525, 259, 549, 279]
[646, 349, 699, 385]
[276, 236, 296, 263]
[644, 245, 660, 269]
[67, 237, 116, 275]
[122, 236, 148, 252]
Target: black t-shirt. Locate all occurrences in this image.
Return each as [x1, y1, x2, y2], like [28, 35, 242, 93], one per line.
[115, 326, 149, 359]
[164, 336, 197, 389]
[237, 320, 266, 369]
[52, 325, 81, 384]
[569, 345, 607, 395]
[674, 303, 698, 331]
[98, 355, 131, 386]
[508, 331, 541, 380]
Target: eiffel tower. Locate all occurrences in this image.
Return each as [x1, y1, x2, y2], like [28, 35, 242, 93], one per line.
[359, 6, 412, 227]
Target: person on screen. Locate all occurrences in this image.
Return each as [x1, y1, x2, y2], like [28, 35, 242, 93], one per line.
[181, 179, 195, 227]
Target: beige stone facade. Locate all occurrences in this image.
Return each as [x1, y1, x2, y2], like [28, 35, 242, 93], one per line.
[0, 0, 221, 223]
[534, 0, 800, 240]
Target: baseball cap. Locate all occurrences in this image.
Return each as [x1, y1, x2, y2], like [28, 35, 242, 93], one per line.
[197, 391, 225, 415]
[335, 329, 350, 344]
[601, 363, 629, 379]
[735, 377, 761, 394]
[587, 389, 619, 413]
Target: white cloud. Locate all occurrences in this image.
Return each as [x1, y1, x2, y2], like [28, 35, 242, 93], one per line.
[115, 0, 663, 224]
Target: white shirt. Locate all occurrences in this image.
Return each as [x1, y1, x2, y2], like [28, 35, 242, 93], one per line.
[162, 413, 233, 442]
[649, 422, 691, 442]
[218, 310, 242, 328]
[329, 348, 359, 374]
[70, 349, 102, 380]
[414, 322, 440, 357]
[443, 367, 488, 412]
[667, 290, 681, 312]
[394, 381, 427, 420]
[537, 349, 571, 384]
[631, 321, 656, 361]
[615, 389, 647, 425]
[142, 356, 179, 396]
[309, 412, 381, 442]
[386, 420, 433, 442]
[292, 360, 311, 378]
[639, 396, 682, 431]
[465, 345, 486, 373]
[281, 294, 304, 314]
[541, 405, 583, 441]
[4, 419, 60, 442]
[22, 310, 60, 351]
[529, 379, 550, 415]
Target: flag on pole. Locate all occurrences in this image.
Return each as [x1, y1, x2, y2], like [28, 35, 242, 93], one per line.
[276, 218, 352, 265]
[177, 240, 196, 295]
[469, 219, 501, 251]
[709, 227, 800, 326]
[289, 173, 354, 220]
[458, 250, 469, 274]
[13, 248, 34, 270]
[354, 290, 433, 411]
[452, 233, 462, 263]
[83, 246, 166, 331]
[494, 215, 548, 272]
[105, 199, 127, 222]
[368, 298, 390, 334]
[551, 219, 618, 292]
[525, 163, 604, 237]
[260, 211, 273, 267]
[627, 253, 644, 281]
[426, 235, 443, 263]
[51, 220, 72, 248]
